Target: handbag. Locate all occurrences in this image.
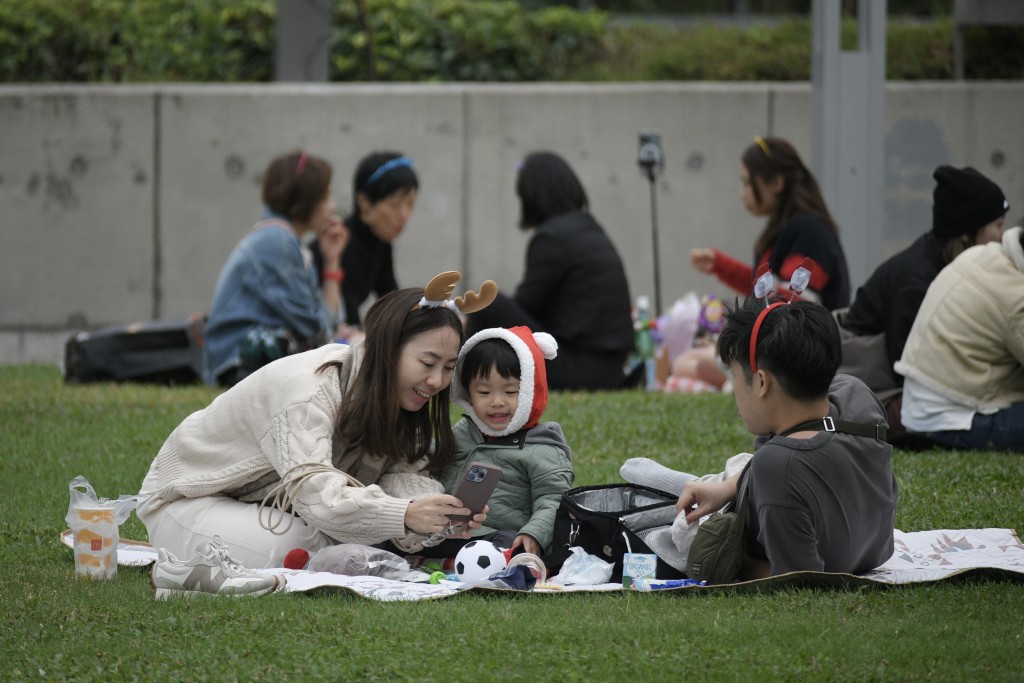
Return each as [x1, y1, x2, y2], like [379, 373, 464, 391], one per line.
[547, 483, 687, 582]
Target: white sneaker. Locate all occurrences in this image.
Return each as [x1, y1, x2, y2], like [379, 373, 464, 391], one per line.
[150, 538, 283, 599]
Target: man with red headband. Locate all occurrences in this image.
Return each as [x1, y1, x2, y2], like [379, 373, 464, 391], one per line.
[676, 297, 898, 580]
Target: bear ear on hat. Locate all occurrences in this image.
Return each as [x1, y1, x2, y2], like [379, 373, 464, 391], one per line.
[533, 332, 558, 360]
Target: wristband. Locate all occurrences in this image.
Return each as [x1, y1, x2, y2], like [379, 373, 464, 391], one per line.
[322, 269, 344, 283]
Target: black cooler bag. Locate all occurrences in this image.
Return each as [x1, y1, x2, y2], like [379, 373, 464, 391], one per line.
[547, 483, 687, 582]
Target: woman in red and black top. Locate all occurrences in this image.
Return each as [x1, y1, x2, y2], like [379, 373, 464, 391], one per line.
[672, 137, 850, 387]
[690, 136, 850, 310]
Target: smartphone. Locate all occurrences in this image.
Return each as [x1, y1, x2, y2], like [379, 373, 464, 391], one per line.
[448, 462, 502, 522]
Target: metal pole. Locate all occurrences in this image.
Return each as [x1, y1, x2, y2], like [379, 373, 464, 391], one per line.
[638, 131, 664, 315]
[647, 170, 662, 316]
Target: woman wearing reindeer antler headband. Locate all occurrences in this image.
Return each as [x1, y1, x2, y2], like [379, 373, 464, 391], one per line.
[138, 272, 498, 593]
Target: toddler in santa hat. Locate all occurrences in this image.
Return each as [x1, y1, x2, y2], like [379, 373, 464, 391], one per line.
[435, 326, 574, 558]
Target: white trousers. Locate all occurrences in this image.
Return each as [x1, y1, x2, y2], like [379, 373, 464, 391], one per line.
[138, 494, 335, 569]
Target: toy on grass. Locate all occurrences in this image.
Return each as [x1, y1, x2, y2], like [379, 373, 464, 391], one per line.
[698, 295, 725, 335]
[454, 540, 508, 582]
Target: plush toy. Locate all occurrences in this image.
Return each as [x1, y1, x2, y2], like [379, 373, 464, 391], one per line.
[454, 540, 508, 582]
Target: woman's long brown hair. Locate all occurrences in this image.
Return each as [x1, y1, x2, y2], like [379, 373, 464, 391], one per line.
[320, 288, 464, 473]
[743, 137, 840, 258]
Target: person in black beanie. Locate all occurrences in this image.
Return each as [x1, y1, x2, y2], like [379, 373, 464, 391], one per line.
[839, 164, 1008, 444]
[930, 165, 1009, 261]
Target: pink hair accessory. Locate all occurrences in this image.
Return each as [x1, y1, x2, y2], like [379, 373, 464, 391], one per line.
[295, 151, 309, 175]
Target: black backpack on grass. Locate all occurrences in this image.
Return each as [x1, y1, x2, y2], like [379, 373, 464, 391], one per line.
[64, 315, 206, 385]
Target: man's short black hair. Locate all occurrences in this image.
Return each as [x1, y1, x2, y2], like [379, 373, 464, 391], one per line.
[459, 338, 520, 394]
[717, 297, 841, 401]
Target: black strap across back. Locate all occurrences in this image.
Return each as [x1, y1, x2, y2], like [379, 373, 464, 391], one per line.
[781, 416, 888, 442]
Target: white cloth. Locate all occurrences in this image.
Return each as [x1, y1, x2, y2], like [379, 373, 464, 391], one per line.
[668, 453, 753, 562]
[619, 452, 753, 568]
[900, 377, 977, 432]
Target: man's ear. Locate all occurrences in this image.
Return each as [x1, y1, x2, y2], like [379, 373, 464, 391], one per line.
[754, 369, 773, 399]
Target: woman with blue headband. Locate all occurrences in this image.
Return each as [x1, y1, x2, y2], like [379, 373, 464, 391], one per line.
[313, 151, 419, 330]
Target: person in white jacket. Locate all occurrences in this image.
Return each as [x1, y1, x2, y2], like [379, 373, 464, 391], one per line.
[139, 273, 498, 570]
[896, 226, 1024, 452]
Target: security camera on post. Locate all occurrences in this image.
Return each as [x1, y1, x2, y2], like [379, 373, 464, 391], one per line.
[637, 130, 665, 318]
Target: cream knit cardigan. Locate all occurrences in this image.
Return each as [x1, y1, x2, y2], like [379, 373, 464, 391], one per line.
[896, 226, 1024, 412]
[138, 341, 444, 548]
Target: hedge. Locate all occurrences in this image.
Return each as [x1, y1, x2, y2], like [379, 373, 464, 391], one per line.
[0, 0, 1019, 83]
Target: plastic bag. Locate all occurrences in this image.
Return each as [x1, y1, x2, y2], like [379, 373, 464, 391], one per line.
[64, 475, 138, 579]
[548, 547, 614, 586]
[658, 293, 702, 364]
[306, 544, 424, 581]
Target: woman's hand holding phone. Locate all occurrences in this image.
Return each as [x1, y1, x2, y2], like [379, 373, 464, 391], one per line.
[404, 495, 488, 537]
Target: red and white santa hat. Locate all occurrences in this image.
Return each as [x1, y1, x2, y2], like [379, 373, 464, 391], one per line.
[452, 326, 558, 437]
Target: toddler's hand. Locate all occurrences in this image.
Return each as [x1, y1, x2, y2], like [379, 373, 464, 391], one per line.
[511, 533, 541, 556]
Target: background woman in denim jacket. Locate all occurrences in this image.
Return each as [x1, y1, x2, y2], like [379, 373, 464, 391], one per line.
[203, 150, 348, 386]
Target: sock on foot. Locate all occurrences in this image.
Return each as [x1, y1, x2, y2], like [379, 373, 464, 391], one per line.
[619, 457, 697, 495]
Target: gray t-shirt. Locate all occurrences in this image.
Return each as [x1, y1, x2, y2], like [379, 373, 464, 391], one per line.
[743, 374, 898, 575]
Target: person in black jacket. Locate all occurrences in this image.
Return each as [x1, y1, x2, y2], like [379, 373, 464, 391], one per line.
[842, 165, 1008, 385]
[312, 151, 419, 330]
[838, 165, 1007, 447]
[465, 151, 634, 390]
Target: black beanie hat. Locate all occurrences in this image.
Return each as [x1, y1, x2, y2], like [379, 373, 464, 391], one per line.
[932, 165, 1009, 238]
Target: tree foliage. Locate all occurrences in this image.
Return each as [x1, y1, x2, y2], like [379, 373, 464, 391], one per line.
[0, 0, 1018, 83]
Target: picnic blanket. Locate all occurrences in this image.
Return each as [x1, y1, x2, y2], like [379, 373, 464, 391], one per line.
[61, 528, 1024, 601]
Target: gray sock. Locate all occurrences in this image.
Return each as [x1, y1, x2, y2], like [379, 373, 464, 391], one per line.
[619, 457, 697, 496]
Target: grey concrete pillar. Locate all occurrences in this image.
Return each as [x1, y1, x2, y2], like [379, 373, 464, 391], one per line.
[275, 0, 332, 82]
[811, 0, 887, 291]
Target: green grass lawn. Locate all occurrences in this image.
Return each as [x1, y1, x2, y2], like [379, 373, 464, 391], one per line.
[3, 364, 1023, 681]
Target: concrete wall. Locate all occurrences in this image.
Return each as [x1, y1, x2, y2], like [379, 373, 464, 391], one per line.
[2, 82, 1022, 366]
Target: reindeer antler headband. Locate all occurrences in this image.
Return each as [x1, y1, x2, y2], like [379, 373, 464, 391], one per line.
[413, 271, 497, 315]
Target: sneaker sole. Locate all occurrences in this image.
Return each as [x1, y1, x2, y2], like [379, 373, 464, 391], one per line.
[151, 575, 283, 599]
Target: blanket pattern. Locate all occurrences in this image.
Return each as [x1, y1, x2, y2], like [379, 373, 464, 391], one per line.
[61, 528, 1024, 601]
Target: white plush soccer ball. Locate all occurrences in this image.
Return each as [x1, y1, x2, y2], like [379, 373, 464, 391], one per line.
[455, 540, 508, 582]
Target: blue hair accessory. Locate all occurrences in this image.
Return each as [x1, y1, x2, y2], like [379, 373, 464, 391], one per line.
[364, 156, 413, 187]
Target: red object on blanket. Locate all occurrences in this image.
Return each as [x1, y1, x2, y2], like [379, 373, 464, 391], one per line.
[284, 548, 310, 570]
